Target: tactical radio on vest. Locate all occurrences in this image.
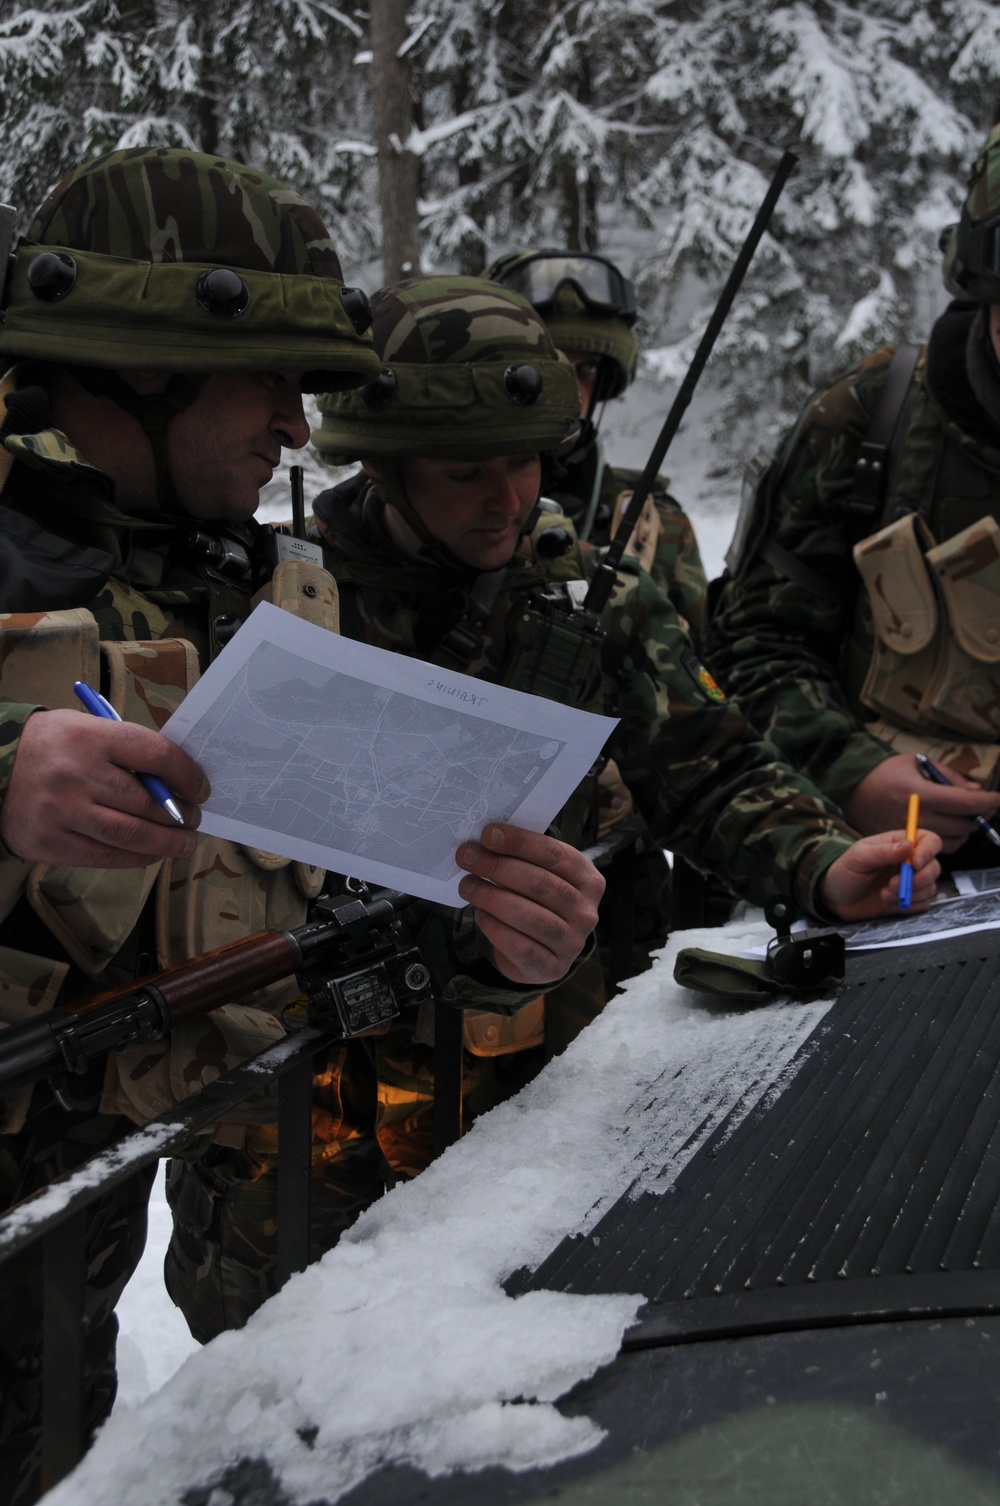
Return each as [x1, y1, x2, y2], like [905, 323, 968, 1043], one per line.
[504, 577, 606, 707]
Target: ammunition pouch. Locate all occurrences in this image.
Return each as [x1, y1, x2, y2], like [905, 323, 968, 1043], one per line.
[0, 944, 70, 1133]
[674, 925, 846, 1004]
[855, 511, 1000, 754]
[0, 555, 342, 1138]
[611, 488, 660, 576]
[415, 996, 545, 1058]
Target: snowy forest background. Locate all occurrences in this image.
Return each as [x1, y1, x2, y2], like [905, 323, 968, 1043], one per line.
[3, 0, 1000, 476]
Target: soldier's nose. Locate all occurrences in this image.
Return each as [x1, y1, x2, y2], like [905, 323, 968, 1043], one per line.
[490, 476, 523, 515]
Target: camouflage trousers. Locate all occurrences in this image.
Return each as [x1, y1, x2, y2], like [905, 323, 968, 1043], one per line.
[164, 1022, 561, 1343]
[0, 1071, 155, 1506]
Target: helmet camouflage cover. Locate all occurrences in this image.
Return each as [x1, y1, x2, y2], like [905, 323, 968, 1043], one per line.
[313, 275, 581, 460]
[0, 147, 380, 390]
[485, 249, 639, 399]
[943, 123, 1000, 303]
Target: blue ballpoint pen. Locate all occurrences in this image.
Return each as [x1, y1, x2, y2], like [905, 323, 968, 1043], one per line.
[915, 752, 1000, 849]
[73, 681, 185, 825]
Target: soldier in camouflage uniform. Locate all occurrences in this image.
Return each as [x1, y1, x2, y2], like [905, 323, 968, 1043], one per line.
[0, 147, 396, 1505]
[0, 160, 604, 1499]
[486, 249, 708, 633]
[486, 250, 714, 960]
[706, 123, 1000, 857]
[163, 274, 941, 1347]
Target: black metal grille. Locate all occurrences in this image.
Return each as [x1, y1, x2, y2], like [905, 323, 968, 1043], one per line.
[521, 943, 1000, 1317]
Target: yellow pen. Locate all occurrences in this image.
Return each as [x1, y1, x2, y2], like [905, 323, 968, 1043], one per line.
[899, 792, 919, 910]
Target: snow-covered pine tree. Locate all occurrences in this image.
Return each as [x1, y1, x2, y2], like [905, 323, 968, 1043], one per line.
[631, 0, 1000, 448]
[0, 0, 377, 263]
[4, 0, 1000, 454]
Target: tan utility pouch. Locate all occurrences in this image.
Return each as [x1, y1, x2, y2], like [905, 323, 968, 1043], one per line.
[0, 608, 101, 925]
[864, 717, 1000, 790]
[855, 512, 940, 733]
[251, 556, 340, 632]
[0, 945, 70, 1134]
[415, 995, 546, 1057]
[597, 757, 635, 840]
[612, 490, 660, 577]
[921, 515, 1000, 738]
[26, 637, 197, 977]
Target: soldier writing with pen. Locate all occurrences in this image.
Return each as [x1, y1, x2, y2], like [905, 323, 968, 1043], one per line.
[707, 118, 1000, 865]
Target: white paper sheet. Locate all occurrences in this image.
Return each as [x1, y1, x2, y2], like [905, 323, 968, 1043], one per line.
[742, 884, 1000, 958]
[162, 602, 618, 906]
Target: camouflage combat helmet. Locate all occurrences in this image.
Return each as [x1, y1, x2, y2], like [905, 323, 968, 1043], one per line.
[313, 275, 580, 462]
[0, 146, 380, 386]
[485, 249, 639, 401]
[943, 123, 1000, 301]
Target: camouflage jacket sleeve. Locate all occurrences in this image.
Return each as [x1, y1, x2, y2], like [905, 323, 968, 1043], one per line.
[704, 350, 898, 806]
[602, 566, 857, 917]
[607, 464, 709, 634]
[0, 701, 42, 859]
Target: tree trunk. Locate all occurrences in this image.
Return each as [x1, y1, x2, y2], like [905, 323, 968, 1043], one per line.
[370, 0, 421, 281]
[196, 16, 220, 158]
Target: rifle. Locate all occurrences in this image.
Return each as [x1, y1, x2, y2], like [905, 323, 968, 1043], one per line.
[0, 887, 432, 1097]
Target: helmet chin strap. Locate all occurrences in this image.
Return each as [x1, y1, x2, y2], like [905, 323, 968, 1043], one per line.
[374, 458, 540, 576]
[68, 366, 205, 513]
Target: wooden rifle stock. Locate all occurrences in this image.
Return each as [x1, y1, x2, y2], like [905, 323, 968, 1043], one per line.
[69, 930, 300, 1024]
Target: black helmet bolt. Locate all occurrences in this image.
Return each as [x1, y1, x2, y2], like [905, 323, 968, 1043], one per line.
[195, 267, 249, 318]
[504, 364, 543, 405]
[27, 250, 77, 302]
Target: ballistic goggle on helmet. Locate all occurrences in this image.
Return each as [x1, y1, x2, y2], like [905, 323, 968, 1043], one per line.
[313, 275, 581, 461]
[0, 146, 381, 390]
[486, 249, 639, 399]
[942, 123, 1000, 303]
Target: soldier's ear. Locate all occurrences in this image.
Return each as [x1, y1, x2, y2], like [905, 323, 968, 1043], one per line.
[360, 458, 383, 482]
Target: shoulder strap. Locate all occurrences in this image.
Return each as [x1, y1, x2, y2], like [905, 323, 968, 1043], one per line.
[757, 343, 923, 604]
[845, 341, 922, 536]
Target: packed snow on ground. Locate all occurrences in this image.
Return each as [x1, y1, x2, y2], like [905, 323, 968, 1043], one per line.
[55, 914, 835, 1506]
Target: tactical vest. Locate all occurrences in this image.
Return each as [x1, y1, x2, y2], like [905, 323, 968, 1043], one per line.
[0, 556, 341, 1136]
[333, 501, 618, 1062]
[844, 373, 1000, 786]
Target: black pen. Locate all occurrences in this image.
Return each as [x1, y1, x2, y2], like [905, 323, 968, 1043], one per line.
[914, 753, 1000, 848]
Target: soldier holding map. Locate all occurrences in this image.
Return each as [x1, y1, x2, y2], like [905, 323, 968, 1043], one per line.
[163, 275, 940, 1345]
